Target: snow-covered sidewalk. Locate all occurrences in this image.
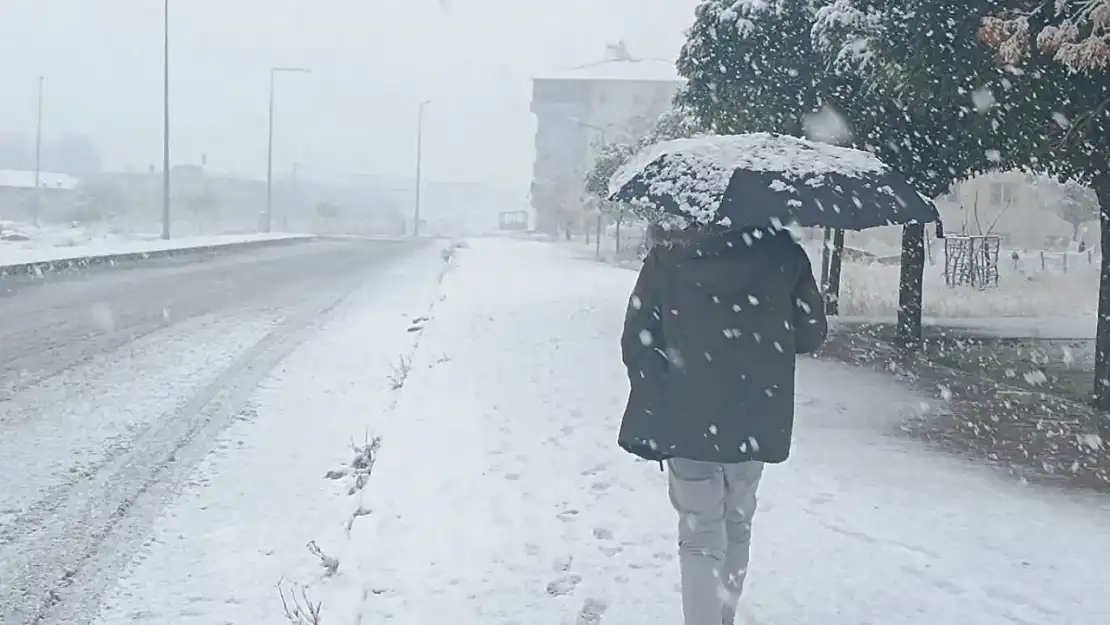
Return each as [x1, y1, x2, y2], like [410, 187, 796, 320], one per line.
[342, 240, 1110, 624]
[91, 238, 1109, 625]
[0, 232, 312, 268]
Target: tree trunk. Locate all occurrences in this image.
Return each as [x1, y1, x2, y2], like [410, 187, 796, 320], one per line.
[819, 228, 833, 296]
[615, 210, 623, 256]
[1072, 221, 1082, 243]
[1090, 175, 1110, 439]
[896, 223, 926, 347]
[595, 213, 603, 259]
[826, 229, 845, 315]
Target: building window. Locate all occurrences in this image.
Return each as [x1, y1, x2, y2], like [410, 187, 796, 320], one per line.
[989, 181, 1013, 205]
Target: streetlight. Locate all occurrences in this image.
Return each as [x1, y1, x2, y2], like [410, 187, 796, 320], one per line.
[413, 100, 430, 237]
[567, 117, 609, 257]
[33, 76, 43, 228]
[161, 0, 171, 239]
[264, 66, 312, 233]
[567, 116, 607, 146]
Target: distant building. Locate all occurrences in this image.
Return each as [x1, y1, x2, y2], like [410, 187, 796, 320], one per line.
[0, 169, 80, 224]
[0, 169, 80, 191]
[530, 56, 684, 234]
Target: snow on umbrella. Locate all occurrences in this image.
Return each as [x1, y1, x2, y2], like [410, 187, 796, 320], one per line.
[608, 133, 940, 231]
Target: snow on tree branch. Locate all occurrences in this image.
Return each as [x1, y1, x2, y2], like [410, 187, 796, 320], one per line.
[811, 0, 887, 76]
[981, 0, 1110, 71]
[716, 0, 788, 37]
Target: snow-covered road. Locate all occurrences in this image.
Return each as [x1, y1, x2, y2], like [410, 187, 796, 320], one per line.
[0, 238, 427, 625]
[13, 237, 1107, 625]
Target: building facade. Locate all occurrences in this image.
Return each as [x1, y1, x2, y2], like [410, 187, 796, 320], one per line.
[530, 58, 684, 235]
[0, 169, 79, 224]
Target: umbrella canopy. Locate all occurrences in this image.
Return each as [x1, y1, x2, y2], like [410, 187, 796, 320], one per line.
[608, 133, 940, 231]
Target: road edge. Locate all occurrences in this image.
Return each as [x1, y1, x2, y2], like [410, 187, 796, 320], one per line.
[0, 235, 318, 278]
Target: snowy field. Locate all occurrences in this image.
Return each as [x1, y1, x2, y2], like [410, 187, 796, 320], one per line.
[580, 231, 1097, 320]
[0, 221, 312, 267]
[85, 238, 1108, 625]
[800, 241, 1098, 319]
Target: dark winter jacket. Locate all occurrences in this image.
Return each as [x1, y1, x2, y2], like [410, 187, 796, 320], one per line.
[617, 228, 827, 464]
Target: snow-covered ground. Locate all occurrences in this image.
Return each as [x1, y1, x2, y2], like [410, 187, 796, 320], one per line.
[0, 221, 311, 267]
[88, 238, 1108, 625]
[799, 241, 1098, 319]
[577, 233, 1097, 319]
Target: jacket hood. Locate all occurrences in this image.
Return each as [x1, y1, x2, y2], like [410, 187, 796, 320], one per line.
[661, 227, 799, 294]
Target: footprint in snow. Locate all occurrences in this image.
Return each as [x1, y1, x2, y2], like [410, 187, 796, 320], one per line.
[580, 462, 608, 477]
[576, 598, 608, 625]
[592, 528, 613, 541]
[557, 509, 579, 522]
[546, 575, 582, 597]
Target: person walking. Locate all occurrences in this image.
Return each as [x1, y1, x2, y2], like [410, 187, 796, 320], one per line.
[617, 223, 827, 625]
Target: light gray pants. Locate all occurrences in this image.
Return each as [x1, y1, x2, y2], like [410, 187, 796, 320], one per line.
[667, 458, 764, 625]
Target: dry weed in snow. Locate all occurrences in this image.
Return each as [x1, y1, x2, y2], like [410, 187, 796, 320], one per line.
[323, 434, 382, 495]
[307, 540, 340, 577]
[277, 579, 323, 625]
[348, 434, 383, 495]
[388, 356, 412, 390]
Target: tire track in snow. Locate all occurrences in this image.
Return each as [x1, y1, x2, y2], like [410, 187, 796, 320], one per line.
[0, 245, 419, 625]
[0, 293, 349, 625]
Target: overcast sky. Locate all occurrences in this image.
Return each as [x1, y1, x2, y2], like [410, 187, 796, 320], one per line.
[0, 0, 700, 191]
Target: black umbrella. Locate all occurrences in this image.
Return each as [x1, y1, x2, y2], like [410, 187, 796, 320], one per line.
[608, 133, 940, 231]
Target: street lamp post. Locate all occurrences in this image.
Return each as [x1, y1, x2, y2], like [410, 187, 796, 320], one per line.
[161, 0, 171, 239]
[413, 100, 430, 237]
[264, 66, 311, 233]
[568, 118, 608, 257]
[33, 76, 43, 228]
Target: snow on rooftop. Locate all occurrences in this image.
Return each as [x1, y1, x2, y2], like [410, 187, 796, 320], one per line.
[0, 170, 80, 190]
[536, 58, 683, 83]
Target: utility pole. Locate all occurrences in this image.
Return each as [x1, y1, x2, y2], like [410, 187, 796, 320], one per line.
[33, 76, 43, 228]
[413, 100, 430, 237]
[161, 0, 171, 240]
[264, 67, 311, 233]
[566, 117, 607, 252]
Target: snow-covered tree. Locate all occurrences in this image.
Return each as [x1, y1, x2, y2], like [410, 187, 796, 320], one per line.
[978, 2, 1110, 413]
[1029, 174, 1099, 240]
[677, 0, 824, 136]
[818, 0, 1110, 419]
[317, 200, 341, 221]
[645, 105, 709, 144]
[678, 0, 1005, 342]
[980, 0, 1110, 71]
[584, 142, 636, 200]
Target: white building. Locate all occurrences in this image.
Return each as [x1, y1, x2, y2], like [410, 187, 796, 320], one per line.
[530, 56, 684, 234]
[0, 169, 80, 224]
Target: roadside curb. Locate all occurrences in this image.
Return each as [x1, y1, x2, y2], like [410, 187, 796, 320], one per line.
[0, 235, 318, 278]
